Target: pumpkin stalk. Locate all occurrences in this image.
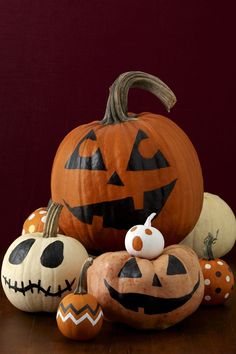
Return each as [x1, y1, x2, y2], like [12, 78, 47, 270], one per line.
[75, 257, 94, 295]
[101, 71, 177, 125]
[203, 230, 219, 260]
[43, 202, 63, 238]
[144, 213, 156, 227]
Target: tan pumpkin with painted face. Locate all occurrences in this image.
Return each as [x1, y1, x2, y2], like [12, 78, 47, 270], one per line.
[87, 245, 204, 329]
[51, 71, 203, 253]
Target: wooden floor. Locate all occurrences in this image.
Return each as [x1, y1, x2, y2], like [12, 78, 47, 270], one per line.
[0, 252, 236, 354]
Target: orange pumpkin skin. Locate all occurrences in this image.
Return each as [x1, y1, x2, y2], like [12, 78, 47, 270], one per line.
[56, 293, 103, 340]
[199, 258, 234, 305]
[51, 114, 203, 253]
[51, 72, 203, 253]
[87, 245, 204, 329]
[22, 207, 48, 234]
[22, 207, 64, 235]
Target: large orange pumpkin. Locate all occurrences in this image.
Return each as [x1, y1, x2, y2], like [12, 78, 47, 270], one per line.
[51, 71, 203, 253]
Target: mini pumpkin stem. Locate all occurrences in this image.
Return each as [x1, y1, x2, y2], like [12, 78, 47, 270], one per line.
[144, 213, 157, 227]
[75, 257, 94, 295]
[203, 230, 219, 260]
[101, 71, 177, 125]
[43, 202, 63, 238]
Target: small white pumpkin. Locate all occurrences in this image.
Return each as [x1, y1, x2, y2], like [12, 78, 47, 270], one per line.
[181, 192, 236, 258]
[125, 213, 165, 259]
[1, 202, 88, 312]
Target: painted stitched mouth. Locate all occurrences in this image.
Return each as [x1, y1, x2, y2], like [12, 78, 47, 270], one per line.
[104, 272, 200, 315]
[2, 275, 76, 297]
[64, 179, 177, 230]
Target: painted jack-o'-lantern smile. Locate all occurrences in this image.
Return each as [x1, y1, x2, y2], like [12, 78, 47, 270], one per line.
[104, 257, 201, 314]
[64, 128, 177, 230]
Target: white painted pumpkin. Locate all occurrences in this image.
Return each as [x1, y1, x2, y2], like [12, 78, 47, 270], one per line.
[1, 203, 88, 313]
[181, 193, 236, 258]
[125, 213, 165, 259]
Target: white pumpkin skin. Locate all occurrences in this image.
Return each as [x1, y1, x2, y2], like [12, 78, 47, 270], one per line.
[125, 213, 165, 259]
[1, 233, 88, 312]
[181, 193, 236, 258]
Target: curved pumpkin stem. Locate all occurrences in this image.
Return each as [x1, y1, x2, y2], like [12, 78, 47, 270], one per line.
[75, 257, 94, 295]
[101, 71, 177, 125]
[144, 213, 156, 227]
[203, 230, 219, 260]
[43, 202, 63, 238]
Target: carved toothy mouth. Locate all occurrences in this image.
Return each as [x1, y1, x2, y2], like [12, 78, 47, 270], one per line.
[2, 275, 76, 297]
[104, 272, 200, 315]
[64, 179, 177, 230]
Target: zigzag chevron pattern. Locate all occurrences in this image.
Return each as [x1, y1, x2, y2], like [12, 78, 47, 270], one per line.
[56, 309, 103, 326]
[58, 302, 100, 316]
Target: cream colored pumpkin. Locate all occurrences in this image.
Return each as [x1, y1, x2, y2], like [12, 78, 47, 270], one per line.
[181, 193, 236, 258]
[1, 203, 88, 312]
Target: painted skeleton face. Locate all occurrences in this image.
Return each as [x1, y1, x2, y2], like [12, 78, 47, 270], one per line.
[1, 234, 88, 312]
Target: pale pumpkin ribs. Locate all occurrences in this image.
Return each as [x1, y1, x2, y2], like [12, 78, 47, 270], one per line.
[2, 275, 75, 297]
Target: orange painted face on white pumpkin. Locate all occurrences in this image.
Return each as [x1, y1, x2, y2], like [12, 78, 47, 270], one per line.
[125, 213, 165, 259]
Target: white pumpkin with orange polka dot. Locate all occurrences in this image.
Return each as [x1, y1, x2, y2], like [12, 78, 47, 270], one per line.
[125, 213, 165, 259]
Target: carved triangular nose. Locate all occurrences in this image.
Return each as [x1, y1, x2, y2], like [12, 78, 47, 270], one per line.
[152, 274, 162, 287]
[107, 171, 124, 186]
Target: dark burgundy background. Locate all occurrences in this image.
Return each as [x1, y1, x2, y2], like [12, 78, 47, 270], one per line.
[0, 0, 235, 250]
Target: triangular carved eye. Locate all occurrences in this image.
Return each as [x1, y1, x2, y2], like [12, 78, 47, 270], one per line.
[65, 130, 107, 170]
[118, 258, 142, 278]
[127, 129, 170, 171]
[167, 255, 187, 275]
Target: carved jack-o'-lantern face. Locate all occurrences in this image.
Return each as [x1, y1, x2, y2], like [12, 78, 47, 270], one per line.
[51, 72, 203, 253]
[87, 245, 204, 329]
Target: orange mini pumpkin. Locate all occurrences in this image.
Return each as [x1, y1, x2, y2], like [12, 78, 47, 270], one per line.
[51, 71, 203, 253]
[87, 245, 204, 329]
[22, 207, 48, 234]
[56, 257, 103, 340]
[199, 232, 234, 305]
[22, 200, 64, 235]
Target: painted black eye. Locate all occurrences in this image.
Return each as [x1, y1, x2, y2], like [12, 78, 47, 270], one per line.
[40, 241, 64, 268]
[9, 239, 36, 264]
[127, 129, 169, 171]
[152, 274, 162, 287]
[65, 129, 107, 170]
[118, 258, 142, 278]
[167, 255, 187, 275]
